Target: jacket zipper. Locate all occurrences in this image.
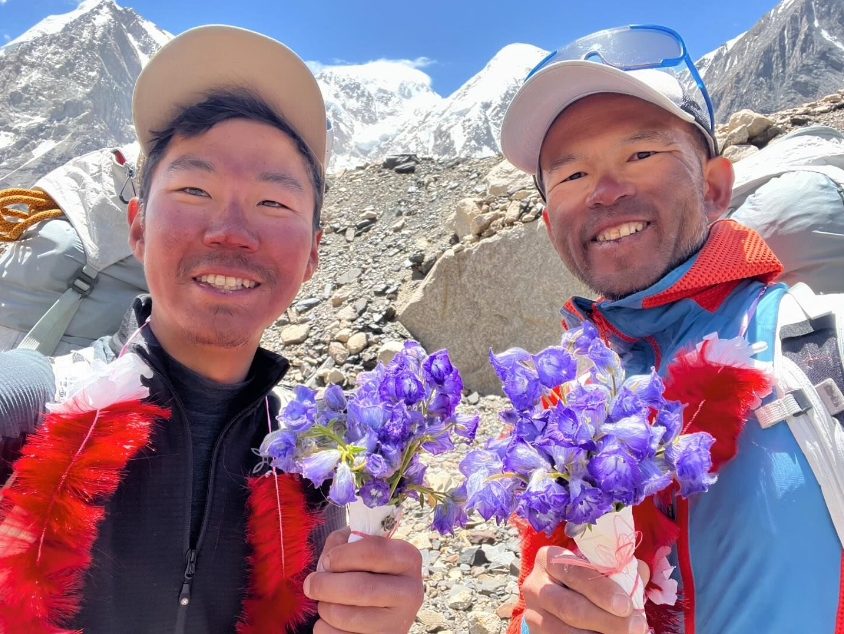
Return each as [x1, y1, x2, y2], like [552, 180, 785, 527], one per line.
[143, 356, 272, 634]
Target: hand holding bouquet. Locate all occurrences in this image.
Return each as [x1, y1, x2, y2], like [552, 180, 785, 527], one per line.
[459, 323, 718, 608]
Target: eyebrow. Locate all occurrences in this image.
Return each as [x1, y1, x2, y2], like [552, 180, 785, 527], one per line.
[619, 129, 678, 146]
[544, 128, 678, 175]
[258, 170, 305, 193]
[166, 154, 216, 174]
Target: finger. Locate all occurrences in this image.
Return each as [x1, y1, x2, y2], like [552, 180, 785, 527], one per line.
[318, 602, 413, 634]
[538, 547, 635, 618]
[533, 575, 633, 634]
[523, 607, 591, 634]
[317, 528, 352, 572]
[313, 618, 354, 634]
[319, 536, 422, 576]
[637, 560, 651, 588]
[304, 571, 422, 608]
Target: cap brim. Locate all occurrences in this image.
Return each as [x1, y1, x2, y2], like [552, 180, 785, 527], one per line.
[133, 25, 326, 175]
[500, 60, 709, 174]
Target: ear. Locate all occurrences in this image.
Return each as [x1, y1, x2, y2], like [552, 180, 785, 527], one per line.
[702, 156, 734, 223]
[302, 228, 323, 283]
[127, 197, 145, 263]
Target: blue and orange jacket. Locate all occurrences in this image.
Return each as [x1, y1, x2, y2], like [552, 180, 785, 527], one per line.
[511, 220, 844, 634]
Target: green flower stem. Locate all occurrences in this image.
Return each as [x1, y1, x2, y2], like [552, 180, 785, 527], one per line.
[486, 472, 530, 484]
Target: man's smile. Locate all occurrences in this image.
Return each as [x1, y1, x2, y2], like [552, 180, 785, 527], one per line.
[192, 273, 261, 293]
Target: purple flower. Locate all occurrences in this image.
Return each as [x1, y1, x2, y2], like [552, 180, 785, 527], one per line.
[328, 461, 357, 505]
[459, 449, 503, 479]
[431, 495, 468, 535]
[635, 457, 673, 502]
[503, 439, 551, 475]
[654, 399, 685, 445]
[567, 383, 610, 429]
[519, 471, 569, 535]
[587, 337, 620, 378]
[423, 349, 455, 385]
[263, 430, 299, 472]
[489, 347, 532, 379]
[587, 443, 641, 505]
[566, 477, 612, 526]
[450, 413, 480, 442]
[465, 472, 515, 524]
[533, 347, 577, 389]
[623, 371, 666, 410]
[665, 433, 718, 497]
[323, 384, 347, 412]
[428, 387, 458, 418]
[546, 402, 597, 450]
[300, 449, 342, 487]
[360, 478, 392, 508]
[421, 430, 455, 455]
[380, 369, 426, 405]
[498, 363, 542, 411]
[378, 444, 404, 478]
[365, 453, 391, 477]
[347, 401, 386, 431]
[602, 413, 654, 460]
[609, 385, 647, 420]
[280, 385, 317, 432]
[403, 455, 428, 486]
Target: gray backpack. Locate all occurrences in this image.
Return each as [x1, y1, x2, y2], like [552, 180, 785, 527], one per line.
[725, 125, 844, 295]
[0, 146, 147, 355]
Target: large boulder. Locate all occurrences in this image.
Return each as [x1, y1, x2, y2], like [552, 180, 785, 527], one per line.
[398, 221, 591, 394]
[484, 159, 533, 196]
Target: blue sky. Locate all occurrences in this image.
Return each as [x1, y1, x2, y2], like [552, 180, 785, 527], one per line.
[2, 0, 781, 96]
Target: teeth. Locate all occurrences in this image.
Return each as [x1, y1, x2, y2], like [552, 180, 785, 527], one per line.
[195, 274, 258, 290]
[596, 222, 646, 243]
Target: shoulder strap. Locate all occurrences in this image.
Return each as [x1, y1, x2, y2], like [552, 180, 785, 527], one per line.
[16, 264, 99, 356]
[756, 283, 844, 547]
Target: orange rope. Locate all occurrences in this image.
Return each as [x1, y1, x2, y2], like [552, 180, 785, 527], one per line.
[0, 188, 63, 242]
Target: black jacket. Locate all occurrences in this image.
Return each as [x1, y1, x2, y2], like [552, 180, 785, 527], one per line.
[0, 296, 343, 633]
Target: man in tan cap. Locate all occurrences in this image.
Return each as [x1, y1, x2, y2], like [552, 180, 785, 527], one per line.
[0, 26, 422, 634]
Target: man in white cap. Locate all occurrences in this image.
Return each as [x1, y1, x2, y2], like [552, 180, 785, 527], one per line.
[498, 25, 844, 634]
[0, 26, 422, 634]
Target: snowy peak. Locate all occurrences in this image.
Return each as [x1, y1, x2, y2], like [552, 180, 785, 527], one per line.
[383, 43, 548, 160]
[0, 0, 172, 186]
[697, 0, 844, 121]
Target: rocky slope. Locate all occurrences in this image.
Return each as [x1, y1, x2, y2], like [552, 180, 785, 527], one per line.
[697, 0, 844, 122]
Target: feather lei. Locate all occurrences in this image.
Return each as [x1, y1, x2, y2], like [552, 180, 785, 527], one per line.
[238, 472, 320, 634]
[0, 353, 166, 633]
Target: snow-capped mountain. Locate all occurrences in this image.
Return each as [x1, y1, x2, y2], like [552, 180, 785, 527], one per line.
[0, 0, 170, 187]
[383, 44, 548, 160]
[316, 60, 442, 169]
[696, 0, 844, 122]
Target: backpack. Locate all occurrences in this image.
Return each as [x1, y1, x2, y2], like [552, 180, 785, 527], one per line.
[725, 125, 844, 295]
[755, 283, 844, 548]
[0, 146, 147, 356]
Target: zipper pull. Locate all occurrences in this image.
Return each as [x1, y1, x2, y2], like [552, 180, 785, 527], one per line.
[178, 548, 198, 607]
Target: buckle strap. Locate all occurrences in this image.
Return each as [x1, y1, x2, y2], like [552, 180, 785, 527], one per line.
[756, 388, 813, 429]
[71, 264, 98, 298]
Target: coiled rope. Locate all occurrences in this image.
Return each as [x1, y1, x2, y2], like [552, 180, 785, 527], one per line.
[0, 188, 63, 243]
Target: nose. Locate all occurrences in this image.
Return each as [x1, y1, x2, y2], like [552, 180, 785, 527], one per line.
[586, 173, 635, 208]
[202, 200, 259, 251]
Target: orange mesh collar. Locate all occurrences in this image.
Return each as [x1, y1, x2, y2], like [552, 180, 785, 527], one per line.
[641, 219, 783, 311]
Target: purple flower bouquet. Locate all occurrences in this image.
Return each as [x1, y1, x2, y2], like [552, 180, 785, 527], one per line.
[458, 323, 717, 608]
[259, 342, 478, 542]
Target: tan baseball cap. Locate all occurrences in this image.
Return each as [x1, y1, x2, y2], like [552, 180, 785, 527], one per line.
[132, 25, 327, 176]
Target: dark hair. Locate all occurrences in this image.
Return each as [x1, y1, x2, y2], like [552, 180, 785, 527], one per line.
[138, 88, 323, 230]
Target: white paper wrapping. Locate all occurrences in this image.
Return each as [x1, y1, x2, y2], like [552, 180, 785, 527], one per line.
[571, 505, 645, 610]
[346, 499, 402, 543]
